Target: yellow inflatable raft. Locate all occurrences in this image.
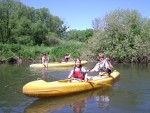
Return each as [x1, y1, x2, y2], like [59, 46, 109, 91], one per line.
[22, 70, 120, 98]
[30, 61, 88, 68]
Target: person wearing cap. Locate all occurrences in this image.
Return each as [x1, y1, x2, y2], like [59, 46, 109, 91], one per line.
[87, 52, 113, 78]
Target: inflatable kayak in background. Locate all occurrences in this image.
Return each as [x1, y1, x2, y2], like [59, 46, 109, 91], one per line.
[22, 70, 120, 98]
[29, 61, 88, 68]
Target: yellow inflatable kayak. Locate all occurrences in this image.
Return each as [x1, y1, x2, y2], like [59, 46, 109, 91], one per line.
[30, 61, 88, 68]
[22, 70, 120, 98]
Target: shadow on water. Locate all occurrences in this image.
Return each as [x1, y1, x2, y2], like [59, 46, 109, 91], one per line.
[24, 88, 112, 113]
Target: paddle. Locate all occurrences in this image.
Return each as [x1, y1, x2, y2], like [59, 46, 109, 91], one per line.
[43, 63, 47, 68]
[58, 78, 84, 82]
[69, 53, 71, 57]
[95, 82, 112, 87]
[86, 80, 112, 86]
[58, 79, 111, 87]
[86, 63, 97, 73]
[58, 78, 73, 82]
[42, 61, 48, 68]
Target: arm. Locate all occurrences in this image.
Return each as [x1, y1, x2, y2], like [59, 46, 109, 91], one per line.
[105, 60, 113, 71]
[105, 57, 113, 70]
[68, 70, 74, 78]
[87, 63, 99, 73]
[81, 67, 88, 82]
[108, 61, 113, 70]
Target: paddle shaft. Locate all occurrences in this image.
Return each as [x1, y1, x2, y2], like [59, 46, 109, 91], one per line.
[58, 78, 111, 88]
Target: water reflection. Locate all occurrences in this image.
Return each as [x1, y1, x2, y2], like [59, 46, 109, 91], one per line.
[29, 67, 71, 81]
[96, 94, 110, 108]
[24, 88, 111, 113]
[71, 99, 85, 113]
[0, 63, 150, 113]
[29, 67, 48, 80]
[41, 67, 48, 80]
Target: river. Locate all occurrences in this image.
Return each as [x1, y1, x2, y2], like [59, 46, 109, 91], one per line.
[0, 62, 150, 113]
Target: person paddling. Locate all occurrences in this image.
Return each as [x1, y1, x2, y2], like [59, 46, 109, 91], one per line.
[87, 52, 113, 78]
[68, 58, 88, 82]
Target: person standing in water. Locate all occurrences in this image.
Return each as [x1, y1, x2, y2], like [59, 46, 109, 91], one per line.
[42, 53, 49, 67]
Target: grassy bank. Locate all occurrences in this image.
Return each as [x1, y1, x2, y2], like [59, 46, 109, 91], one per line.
[0, 41, 89, 63]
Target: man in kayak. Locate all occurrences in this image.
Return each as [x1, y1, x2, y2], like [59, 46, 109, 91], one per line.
[87, 52, 113, 78]
[68, 58, 88, 82]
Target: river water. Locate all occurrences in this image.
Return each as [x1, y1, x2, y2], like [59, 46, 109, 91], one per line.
[0, 62, 150, 113]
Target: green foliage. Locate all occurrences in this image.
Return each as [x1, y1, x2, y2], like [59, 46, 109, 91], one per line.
[17, 36, 33, 45]
[90, 9, 150, 63]
[1, 1, 150, 64]
[0, 44, 9, 52]
[65, 29, 93, 42]
[10, 44, 22, 52]
[43, 37, 61, 46]
[0, 0, 68, 45]
[3, 50, 16, 59]
[50, 41, 87, 61]
[17, 50, 32, 59]
[43, 32, 62, 46]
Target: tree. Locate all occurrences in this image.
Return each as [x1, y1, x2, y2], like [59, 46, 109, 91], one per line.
[0, 0, 68, 45]
[90, 9, 150, 63]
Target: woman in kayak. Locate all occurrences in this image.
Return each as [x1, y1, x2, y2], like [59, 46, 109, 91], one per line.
[68, 58, 88, 82]
[87, 52, 113, 78]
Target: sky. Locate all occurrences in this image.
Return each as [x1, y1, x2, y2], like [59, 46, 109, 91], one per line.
[20, 0, 150, 30]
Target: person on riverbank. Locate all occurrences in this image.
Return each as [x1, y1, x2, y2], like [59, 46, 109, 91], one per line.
[87, 52, 113, 78]
[68, 58, 88, 82]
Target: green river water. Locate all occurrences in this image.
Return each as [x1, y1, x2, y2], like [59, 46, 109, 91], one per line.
[0, 62, 150, 113]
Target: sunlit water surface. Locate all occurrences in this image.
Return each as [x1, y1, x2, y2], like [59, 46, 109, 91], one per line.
[0, 62, 150, 113]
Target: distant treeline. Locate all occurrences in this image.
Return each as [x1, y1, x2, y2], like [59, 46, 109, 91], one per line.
[0, 0, 150, 63]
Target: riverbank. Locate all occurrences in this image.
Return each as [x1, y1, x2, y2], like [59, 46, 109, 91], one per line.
[0, 43, 90, 64]
[1, 43, 150, 64]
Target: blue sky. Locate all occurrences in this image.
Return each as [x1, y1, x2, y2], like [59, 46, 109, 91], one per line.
[20, 0, 150, 30]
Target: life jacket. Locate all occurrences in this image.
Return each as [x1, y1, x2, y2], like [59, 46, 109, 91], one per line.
[99, 60, 111, 75]
[102, 64, 111, 74]
[73, 67, 85, 80]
